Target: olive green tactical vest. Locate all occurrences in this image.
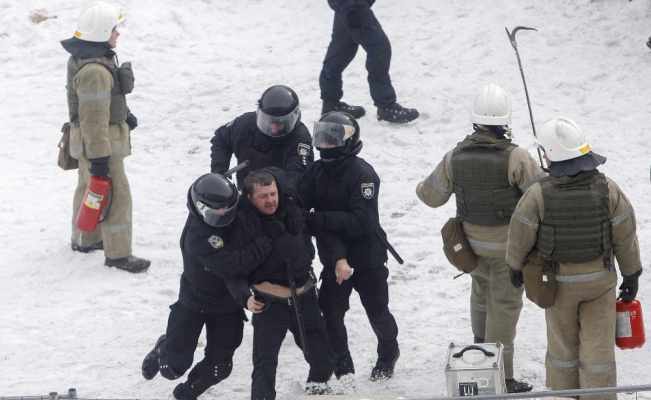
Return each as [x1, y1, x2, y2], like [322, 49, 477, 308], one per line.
[451, 144, 521, 226]
[66, 55, 127, 126]
[536, 174, 611, 263]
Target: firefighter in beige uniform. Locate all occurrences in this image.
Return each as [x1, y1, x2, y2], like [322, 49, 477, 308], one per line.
[506, 117, 642, 400]
[416, 84, 544, 393]
[61, 1, 149, 273]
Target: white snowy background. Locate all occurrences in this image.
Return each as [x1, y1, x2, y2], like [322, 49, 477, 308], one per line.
[1, 0, 650, 398]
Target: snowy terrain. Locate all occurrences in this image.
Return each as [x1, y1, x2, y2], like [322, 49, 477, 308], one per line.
[1, 0, 651, 398]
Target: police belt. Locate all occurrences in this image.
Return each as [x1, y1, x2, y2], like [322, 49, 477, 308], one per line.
[252, 278, 315, 306]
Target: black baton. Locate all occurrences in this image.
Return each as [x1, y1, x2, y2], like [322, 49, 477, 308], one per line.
[376, 229, 404, 265]
[223, 160, 250, 178]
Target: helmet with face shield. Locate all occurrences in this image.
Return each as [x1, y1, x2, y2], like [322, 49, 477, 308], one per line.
[190, 173, 239, 227]
[256, 85, 301, 137]
[312, 111, 362, 160]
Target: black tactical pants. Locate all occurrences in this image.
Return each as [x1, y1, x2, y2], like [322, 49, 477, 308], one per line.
[251, 288, 334, 400]
[318, 265, 399, 361]
[160, 302, 244, 389]
[319, 4, 397, 107]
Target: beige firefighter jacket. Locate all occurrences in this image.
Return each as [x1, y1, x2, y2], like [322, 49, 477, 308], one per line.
[416, 135, 545, 259]
[68, 57, 131, 161]
[506, 174, 642, 278]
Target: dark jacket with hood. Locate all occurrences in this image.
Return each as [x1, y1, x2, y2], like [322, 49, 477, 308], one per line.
[178, 189, 273, 314]
[210, 112, 313, 194]
[299, 155, 388, 272]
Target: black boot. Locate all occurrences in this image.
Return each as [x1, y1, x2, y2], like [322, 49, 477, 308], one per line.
[322, 101, 366, 119]
[142, 334, 166, 380]
[334, 351, 355, 379]
[370, 349, 400, 381]
[173, 383, 197, 400]
[305, 382, 332, 395]
[505, 378, 533, 393]
[71, 241, 103, 253]
[377, 103, 419, 124]
[105, 255, 150, 273]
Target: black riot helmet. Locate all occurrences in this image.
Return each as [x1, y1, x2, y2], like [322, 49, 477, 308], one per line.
[190, 173, 239, 227]
[256, 85, 301, 137]
[313, 111, 362, 156]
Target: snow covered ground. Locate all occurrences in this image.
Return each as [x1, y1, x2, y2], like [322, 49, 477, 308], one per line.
[1, 0, 650, 398]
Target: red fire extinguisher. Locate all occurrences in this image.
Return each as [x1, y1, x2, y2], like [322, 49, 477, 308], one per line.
[616, 299, 645, 349]
[75, 176, 111, 232]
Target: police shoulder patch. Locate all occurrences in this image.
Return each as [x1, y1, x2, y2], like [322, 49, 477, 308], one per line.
[297, 143, 311, 165]
[361, 182, 375, 199]
[208, 235, 224, 249]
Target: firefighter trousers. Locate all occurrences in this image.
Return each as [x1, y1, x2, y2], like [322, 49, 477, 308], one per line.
[470, 255, 524, 379]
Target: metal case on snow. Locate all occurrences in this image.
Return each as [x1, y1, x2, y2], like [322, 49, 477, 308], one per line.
[445, 342, 506, 397]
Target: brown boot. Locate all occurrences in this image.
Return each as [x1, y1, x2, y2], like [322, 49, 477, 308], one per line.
[105, 255, 150, 273]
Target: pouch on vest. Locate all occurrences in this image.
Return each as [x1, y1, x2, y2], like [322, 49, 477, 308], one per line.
[57, 122, 78, 171]
[522, 250, 556, 309]
[441, 217, 477, 274]
[118, 62, 134, 94]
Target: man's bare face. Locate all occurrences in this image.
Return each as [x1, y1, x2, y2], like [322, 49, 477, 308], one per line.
[248, 181, 279, 216]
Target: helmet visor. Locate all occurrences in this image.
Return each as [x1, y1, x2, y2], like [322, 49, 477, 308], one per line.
[256, 106, 300, 137]
[312, 121, 355, 149]
[196, 201, 237, 227]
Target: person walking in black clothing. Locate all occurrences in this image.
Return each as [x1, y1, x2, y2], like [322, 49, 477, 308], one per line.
[227, 169, 334, 400]
[298, 112, 400, 381]
[210, 85, 313, 194]
[141, 173, 273, 400]
[319, 0, 419, 124]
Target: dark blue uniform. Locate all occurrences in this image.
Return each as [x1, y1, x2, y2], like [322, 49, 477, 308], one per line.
[210, 112, 313, 194]
[319, 0, 397, 108]
[299, 155, 399, 377]
[157, 190, 272, 399]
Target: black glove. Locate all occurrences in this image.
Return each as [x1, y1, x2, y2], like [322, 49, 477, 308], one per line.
[125, 112, 138, 130]
[88, 157, 110, 179]
[345, 9, 363, 29]
[262, 218, 286, 240]
[283, 196, 301, 235]
[619, 269, 643, 301]
[305, 211, 326, 233]
[509, 266, 524, 289]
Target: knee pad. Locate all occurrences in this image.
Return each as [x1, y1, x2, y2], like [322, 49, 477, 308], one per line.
[160, 363, 184, 380]
[188, 359, 233, 385]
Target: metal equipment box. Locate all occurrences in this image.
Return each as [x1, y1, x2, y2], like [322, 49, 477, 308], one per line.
[445, 342, 506, 397]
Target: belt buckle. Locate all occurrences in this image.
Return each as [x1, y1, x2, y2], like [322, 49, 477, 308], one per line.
[287, 298, 293, 306]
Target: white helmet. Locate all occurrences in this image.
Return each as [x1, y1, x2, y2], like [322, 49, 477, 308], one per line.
[469, 84, 512, 125]
[534, 117, 591, 162]
[74, 1, 124, 42]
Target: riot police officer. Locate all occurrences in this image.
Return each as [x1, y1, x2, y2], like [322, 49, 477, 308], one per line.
[141, 173, 273, 400]
[299, 112, 400, 381]
[210, 85, 314, 194]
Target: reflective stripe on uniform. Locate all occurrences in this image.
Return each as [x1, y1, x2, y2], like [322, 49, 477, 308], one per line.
[521, 172, 547, 193]
[611, 205, 633, 226]
[78, 92, 111, 102]
[70, 140, 83, 153]
[579, 360, 616, 374]
[101, 221, 132, 233]
[546, 352, 579, 369]
[468, 237, 506, 251]
[428, 174, 451, 198]
[111, 144, 123, 154]
[502, 343, 514, 354]
[555, 268, 615, 283]
[511, 210, 539, 229]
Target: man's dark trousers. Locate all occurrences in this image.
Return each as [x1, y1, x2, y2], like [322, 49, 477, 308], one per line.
[319, 4, 397, 107]
[318, 265, 399, 359]
[251, 290, 334, 400]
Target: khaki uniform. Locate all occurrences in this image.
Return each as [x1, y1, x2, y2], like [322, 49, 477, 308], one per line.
[416, 130, 545, 379]
[506, 171, 642, 400]
[67, 55, 133, 259]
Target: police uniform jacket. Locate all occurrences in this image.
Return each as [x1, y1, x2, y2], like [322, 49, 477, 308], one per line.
[506, 170, 642, 278]
[299, 156, 388, 271]
[328, 0, 375, 14]
[210, 112, 313, 194]
[416, 129, 545, 259]
[179, 189, 273, 314]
